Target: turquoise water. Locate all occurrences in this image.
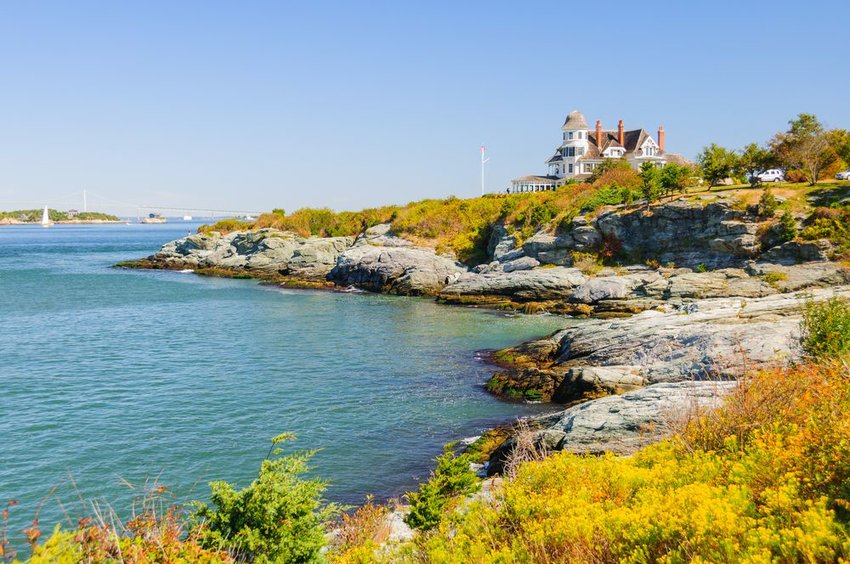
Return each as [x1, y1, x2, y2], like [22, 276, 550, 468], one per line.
[0, 223, 566, 536]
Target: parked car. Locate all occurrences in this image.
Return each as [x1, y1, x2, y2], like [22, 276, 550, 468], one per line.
[753, 169, 785, 183]
[836, 170, 850, 181]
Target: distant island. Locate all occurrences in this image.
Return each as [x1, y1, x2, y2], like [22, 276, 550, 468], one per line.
[0, 208, 121, 224]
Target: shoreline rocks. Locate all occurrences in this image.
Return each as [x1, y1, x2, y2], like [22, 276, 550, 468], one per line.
[121, 199, 850, 464]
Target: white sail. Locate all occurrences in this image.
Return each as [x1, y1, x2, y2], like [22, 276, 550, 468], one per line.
[41, 206, 51, 227]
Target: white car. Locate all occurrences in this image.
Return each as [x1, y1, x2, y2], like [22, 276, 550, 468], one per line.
[754, 169, 785, 183]
[836, 170, 850, 180]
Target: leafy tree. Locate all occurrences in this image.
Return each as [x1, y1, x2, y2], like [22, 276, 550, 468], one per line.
[826, 128, 850, 169]
[639, 161, 662, 205]
[272, 208, 286, 217]
[697, 144, 739, 187]
[737, 143, 775, 187]
[770, 114, 837, 185]
[193, 434, 339, 563]
[659, 163, 690, 197]
[405, 444, 480, 530]
[587, 158, 631, 184]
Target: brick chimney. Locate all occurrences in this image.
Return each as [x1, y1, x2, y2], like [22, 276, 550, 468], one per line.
[596, 120, 603, 148]
[618, 119, 624, 146]
[657, 125, 665, 152]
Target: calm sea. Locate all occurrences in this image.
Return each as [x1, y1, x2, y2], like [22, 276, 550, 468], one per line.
[0, 223, 566, 537]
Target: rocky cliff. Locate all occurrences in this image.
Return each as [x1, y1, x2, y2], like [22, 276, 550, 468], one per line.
[124, 197, 850, 466]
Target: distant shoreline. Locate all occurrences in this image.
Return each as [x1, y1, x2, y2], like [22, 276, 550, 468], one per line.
[0, 218, 124, 225]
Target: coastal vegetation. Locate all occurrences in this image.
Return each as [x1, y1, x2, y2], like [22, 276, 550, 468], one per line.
[190, 114, 849, 270]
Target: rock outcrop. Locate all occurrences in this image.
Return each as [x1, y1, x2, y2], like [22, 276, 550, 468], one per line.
[328, 244, 466, 295]
[487, 381, 737, 475]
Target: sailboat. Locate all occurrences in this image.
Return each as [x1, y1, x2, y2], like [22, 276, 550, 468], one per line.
[41, 206, 53, 228]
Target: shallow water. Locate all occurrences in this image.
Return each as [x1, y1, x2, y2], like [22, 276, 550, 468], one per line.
[0, 223, 567, 535]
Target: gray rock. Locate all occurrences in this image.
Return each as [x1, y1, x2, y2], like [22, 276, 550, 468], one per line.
[541, 381, 738, 455]
[487, 223, 517, 261]
[328, 245, 468, 295]
[502, 256, 540, 272]
[553, 365, 646, 403]
[441, 267, 587, 301]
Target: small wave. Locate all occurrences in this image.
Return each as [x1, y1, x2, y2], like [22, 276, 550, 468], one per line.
[178, 269, 194, 273]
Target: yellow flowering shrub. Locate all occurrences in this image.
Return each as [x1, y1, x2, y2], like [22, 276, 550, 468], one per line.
[413, 362, 850, 563]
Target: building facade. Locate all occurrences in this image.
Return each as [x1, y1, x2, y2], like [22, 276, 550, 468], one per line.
[510, 110, 670, 193]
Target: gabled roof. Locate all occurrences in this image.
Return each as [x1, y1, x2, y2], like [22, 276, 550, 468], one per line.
[562, 110, 589, 130]
[587, 128, 658, 154]
[546, 152, 563, 164]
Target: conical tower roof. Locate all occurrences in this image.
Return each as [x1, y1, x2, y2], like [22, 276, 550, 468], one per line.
[562, 110, 589, 130]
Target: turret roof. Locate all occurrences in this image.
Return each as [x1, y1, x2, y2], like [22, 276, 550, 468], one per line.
[562, 110, 589, 130]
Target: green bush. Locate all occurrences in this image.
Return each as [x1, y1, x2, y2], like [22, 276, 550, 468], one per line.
[404, 445, 479, 531]
[758, 188, 779, 217]
[800, 297, 850, 361]
[193, 434, 339, 563]
[778, 210, 797, 242]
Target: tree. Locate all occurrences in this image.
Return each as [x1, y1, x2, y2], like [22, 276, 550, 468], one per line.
[737, 143, 775, 187]
[770, 114, 837, 185]
[659, 163, 690, 198]
[826, 128, 850, 169]
[697, 144, 739, 187]
[639, 161, 662, 206]
[587, 158, 632, 184]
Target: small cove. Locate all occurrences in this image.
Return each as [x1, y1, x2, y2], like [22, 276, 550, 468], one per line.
[0, 223, 569, 535]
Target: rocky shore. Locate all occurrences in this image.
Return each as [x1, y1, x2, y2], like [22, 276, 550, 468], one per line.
[123, 197, 850, 468]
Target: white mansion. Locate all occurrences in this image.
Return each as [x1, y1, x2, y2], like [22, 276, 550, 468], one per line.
[510, 110, 678, 193]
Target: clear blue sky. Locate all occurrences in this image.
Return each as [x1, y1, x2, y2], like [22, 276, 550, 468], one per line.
[0, 1, 847, 214]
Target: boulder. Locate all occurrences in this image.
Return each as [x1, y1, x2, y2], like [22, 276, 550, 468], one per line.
[328, 245, 468, 295]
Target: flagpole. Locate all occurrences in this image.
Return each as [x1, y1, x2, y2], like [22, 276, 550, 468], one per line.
[480, 145, 490, 196]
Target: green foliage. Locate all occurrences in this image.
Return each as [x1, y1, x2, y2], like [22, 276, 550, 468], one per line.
[770, 113, 837, 185]
[777, 210, 797, 243]
[0, 209, 120, 222]
[580, 183, 641, 212]
[586, 158, 631, 184]
[800, 208, 850, 258]
[758, 187, 780, 217]
[193, 435, 339, 563]
[659, 163, 690, 197]
[271, 208, 286, 217]
[800, 297, 850, 361]
[737, 142, 775, 186]
[404, 445, 479, 531]
[639, 161, 661, 204]
[697, 143, 739, 186]
[696, 263, 708, 273]
[198, 218, 254, 235]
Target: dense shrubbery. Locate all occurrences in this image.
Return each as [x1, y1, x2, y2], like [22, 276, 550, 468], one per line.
[414, 358, 850, 562]
[800, 296, 850, 361]
[199, 186, 604, 264]
[800, 207, 850, 258]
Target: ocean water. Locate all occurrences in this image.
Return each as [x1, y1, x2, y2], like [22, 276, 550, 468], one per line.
[0, 223, 567, 536]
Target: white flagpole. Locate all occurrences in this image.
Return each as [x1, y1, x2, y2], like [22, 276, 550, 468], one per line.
[480, 145, 490, 196]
